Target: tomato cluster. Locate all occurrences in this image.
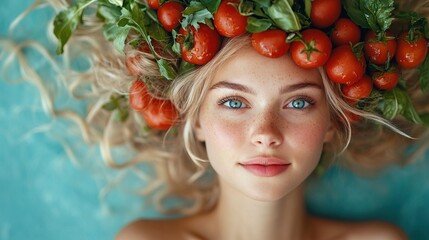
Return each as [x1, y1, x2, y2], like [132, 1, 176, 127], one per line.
[126, 0, 429, 129]
[129, 80, 178, 130]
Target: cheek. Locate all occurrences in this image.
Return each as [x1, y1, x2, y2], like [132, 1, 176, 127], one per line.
[201, 113, 246, 154]
[287, 114, 331, 160]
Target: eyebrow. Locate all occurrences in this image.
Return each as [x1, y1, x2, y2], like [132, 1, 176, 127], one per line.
[210, 80, 323, 94]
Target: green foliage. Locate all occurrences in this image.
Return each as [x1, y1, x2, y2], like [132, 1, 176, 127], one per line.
[266, 0, 301, 32]
[181, 1, 214, 30]
[240, 0, 302, 33]
[102, 95, 129, 122]
[342, 0, 395, 34]
[53, 0, 96, 54]
[382, 88, 422, 124]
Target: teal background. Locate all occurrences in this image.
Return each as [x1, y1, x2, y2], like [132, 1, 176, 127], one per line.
[1, 1, 429, 239]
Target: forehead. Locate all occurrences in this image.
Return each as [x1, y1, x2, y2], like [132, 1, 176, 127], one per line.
[212, 46, 323, 87]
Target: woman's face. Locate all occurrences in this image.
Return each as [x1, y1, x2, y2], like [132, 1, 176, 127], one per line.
[195, 46, 333, 201]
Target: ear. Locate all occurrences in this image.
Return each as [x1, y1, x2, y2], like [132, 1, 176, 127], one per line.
[194, 119, 206, 142]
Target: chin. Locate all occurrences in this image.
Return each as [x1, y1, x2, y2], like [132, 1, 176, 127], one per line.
[243, 184, 297, 202]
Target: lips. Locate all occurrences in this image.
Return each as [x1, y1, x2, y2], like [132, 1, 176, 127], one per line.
[239, 157, 290, 177]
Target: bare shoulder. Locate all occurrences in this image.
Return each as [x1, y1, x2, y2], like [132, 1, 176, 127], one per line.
[309, 216, 408, 240]
[344, 221, 408, 240]
[115, 218, 183, 240]
[115, 216, 209, 240]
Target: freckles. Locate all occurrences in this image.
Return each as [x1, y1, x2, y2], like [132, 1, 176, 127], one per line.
[294, 121, 327, 146]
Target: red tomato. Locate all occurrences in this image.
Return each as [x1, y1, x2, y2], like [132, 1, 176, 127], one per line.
[310, 0, 342, 28]
[214, 0, 248, 37]
[129, 80, 152, 111]
[290, 29, 332, 69]
[147, 0, 160, 10]
[341, 74, 373, 103]
[138, 40, 162, 54]
[396, 31, 428, 68]
[331, 18, 361, 46]
[129, 80, 178, 130]
[345, 111, 362, 123]
[372, 71, 400, 90]
[157, 1, 184, 32]
[364, 31, 397, 65]
[325, 45, 366, 85]
[141, 99, 178, 130]
[179, 24, 221, 65]
[251, 30, 290, 58]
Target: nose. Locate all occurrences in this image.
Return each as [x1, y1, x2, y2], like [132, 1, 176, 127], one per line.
[250, 111, 284, 148]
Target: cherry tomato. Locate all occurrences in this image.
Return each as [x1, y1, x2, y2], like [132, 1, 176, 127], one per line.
[251, 29, 290, 58]
[141, 98, 178, 130]
[396, 31, 428, 68]
[364, 31, 397, 65]
[157, 1, 184, 32]
[325, 45, 366, 85]
[129, 80, 178, 130]
[290, 29, 332, 69]
[129, 80, 152, 111]
[138, 40, 162, 54]
[214, 0, 248, 37]
[372, 71, 400, 90]
[331, 18, 361, 46]
[310, 0, 342, 28]
[345, 111, 362, 123]
[341, 74, 373, 103]
[179, 24, 221, 65]
[147, 0, 160, 10]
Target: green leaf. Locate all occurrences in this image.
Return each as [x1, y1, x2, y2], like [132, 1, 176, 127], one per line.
[157, 59, 177, 80]
[103, 22, 131, 52]
[53, 0, 95, 54]
[396, 11, 429, 39]
[382, 88, 422, 124]
[246, 17, 272, 33]
[183, 1, 207, 15]
[146, 8, 160, 24]
[251, 0, 271, 8]
[54, 6, 81, 54]
[98, 4, 121, 22]
[148, 23, 169, 42]
[171, 29, 182, 55]
[341, 0, 370, 28]
[102, 100, 118, 111]
[266, 0, 301, 32]
[182, 2, 214, 29]
[382, 89, 405, 119]
[304, 0, 311, 17]
[113, 26, 132, 52]
[419, 53, 429, 92]
[360, 0, 394, 33]
[200, 0, 221, 13]
[115, 108, 129, 122]
[420, 112, 429, 127]
[108, 0, 123, 7]
[178, 60, 196, 75]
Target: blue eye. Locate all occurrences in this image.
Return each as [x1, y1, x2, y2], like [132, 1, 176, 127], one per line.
[223, 99, 246, 109]
[288, 98, 311, 109]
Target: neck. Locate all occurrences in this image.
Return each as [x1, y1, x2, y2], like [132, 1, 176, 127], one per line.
[212, 180, 308, 240]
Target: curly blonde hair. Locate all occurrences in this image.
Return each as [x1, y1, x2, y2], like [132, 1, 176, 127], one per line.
[3, 0, 428, 216]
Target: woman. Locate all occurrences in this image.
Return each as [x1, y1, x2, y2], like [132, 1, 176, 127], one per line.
[3, 0, 428, 239]
[115, 35, 408, 240]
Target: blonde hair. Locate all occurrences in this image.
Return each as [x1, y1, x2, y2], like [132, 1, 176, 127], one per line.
[3, 0, 428, 216]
